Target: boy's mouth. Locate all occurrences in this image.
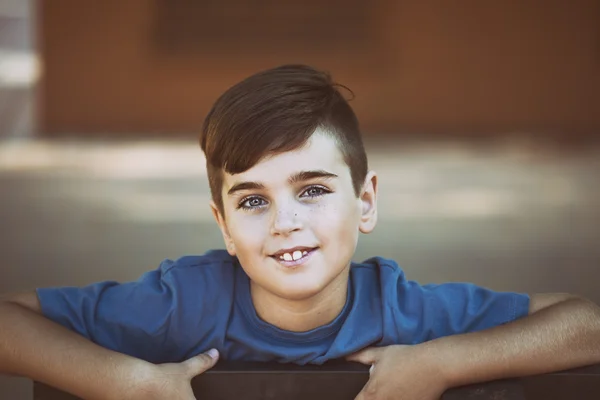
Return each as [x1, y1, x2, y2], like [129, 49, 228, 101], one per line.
[270, 246, 318, 266]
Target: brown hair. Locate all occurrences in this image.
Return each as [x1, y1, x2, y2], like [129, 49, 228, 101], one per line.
[200, 64, 368, 214]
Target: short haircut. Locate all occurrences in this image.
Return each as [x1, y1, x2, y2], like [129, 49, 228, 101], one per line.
[200, 64, 368, 214]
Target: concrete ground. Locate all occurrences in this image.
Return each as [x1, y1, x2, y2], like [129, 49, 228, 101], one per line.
[1, 136, 599, 399]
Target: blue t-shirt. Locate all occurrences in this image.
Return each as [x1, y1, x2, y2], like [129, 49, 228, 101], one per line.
[37, 250, 530, 365]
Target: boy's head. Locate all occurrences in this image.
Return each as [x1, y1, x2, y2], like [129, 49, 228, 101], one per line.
[200, 65, 378, 303]
[201, 64, 368, 215]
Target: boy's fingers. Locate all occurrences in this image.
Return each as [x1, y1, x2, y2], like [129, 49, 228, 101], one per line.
[182, 348, 219, 377]
[353, 380, 378, 400]
[345, 347, 381, 365]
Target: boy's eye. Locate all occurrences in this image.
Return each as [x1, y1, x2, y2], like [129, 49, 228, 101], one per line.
[301, 185, 330, 198]
[238, 196, 267, 210]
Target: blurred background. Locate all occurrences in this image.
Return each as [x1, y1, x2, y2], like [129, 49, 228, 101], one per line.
[1, 0, 599, 398]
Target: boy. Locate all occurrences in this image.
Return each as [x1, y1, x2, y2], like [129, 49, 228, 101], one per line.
[1, 64, 599, 400]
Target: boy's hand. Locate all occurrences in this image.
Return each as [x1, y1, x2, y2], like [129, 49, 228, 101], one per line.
[346, 344, 447, 400]
[134, 349, 219, 400]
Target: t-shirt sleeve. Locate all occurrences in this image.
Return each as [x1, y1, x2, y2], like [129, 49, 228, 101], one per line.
[396, 279, 530, 343]
[36, 260, 180, 363]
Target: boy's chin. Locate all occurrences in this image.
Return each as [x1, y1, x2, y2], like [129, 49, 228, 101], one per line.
[279, 288, 323, 301]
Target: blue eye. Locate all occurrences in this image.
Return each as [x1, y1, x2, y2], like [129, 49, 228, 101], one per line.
[238, 196, 267, 210]
[302, 185, 330, 198]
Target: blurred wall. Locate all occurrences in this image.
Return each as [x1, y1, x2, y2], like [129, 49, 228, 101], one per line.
[0, 0, 36, 139]
[39, 0, 600, 136]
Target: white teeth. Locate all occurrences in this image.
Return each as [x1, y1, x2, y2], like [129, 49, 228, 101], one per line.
[278, 249, 311, 262]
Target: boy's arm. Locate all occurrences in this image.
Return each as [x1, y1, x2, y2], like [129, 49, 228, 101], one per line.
[0, 291, 153, 400]
[431, 293, 600, 388]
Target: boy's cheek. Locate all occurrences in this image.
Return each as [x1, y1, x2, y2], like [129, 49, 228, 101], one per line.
[230, 215, 268, 236]
[318, 202, 361, 230]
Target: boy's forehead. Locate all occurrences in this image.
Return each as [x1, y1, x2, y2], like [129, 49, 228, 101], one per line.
[222, 132, 348, 186]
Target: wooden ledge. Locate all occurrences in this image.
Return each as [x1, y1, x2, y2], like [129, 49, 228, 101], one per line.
[34, 362, 600, 400]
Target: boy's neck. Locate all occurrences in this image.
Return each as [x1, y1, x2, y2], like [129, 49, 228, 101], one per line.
[249, 267, 350, 332]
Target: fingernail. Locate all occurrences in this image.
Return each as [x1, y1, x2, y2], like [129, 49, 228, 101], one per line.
[207, 348, 219, 359]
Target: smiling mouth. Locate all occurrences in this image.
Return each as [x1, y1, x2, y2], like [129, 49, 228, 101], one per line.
[270, 247, 318, 264]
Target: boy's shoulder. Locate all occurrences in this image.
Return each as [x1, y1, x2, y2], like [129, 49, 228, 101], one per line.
[349, 255, 409, 300]
[351, 255, 407, 279]
[159, 249, 236, 274]
[156, 249, 238, 287]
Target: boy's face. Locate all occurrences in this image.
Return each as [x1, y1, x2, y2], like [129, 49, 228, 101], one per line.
[211, 130, 377, 302]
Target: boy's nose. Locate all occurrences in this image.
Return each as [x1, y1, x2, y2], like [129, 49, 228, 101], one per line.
[270, 207, 303, 236]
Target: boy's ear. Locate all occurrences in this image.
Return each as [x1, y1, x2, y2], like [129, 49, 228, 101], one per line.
[210, 201, 236, 256]
[359, 171, 378, 234]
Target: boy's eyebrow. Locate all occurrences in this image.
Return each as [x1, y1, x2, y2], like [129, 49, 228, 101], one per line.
[288, 170, 338, 184]
[227, 170, 338, 196]
[227, 181, 266, 196]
